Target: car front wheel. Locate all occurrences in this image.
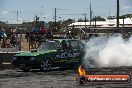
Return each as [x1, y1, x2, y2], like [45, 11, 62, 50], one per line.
[40, 59, 52, 71]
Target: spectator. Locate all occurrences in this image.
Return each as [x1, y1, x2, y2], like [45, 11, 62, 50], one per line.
[10, 33, 19, 47]
[46, 28, 53, 39]
[66, 30, 72, 39]
[25, 31, 29, 42]
[39, 26, 46, 36]
[32, 27, 39, 33]
[1, 37, 7, 48]
[29, 33, 36, 49]
[61, 40, 68, 50]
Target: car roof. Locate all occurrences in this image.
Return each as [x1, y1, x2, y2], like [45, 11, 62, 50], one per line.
[39, 39, 84, 45]
[53, 39, 82, 43]
[40, 39, 80, 43]
[53, 39, 80, 41]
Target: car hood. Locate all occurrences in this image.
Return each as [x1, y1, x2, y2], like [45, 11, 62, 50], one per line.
[14, 50, 57, 57]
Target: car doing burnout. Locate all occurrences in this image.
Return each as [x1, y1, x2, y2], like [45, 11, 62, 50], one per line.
[12, 39, 85, 72]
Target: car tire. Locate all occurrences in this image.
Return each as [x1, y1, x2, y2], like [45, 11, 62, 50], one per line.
[40, 59, 52, 71]
[78, 76, 86, 85]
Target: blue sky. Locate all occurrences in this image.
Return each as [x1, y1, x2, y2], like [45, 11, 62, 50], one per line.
[0, 0, 132, 24]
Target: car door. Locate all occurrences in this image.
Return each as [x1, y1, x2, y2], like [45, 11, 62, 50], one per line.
[67, 40, 84, 64]
[53, 40, 85, 67]
[53, 40, 71, 66]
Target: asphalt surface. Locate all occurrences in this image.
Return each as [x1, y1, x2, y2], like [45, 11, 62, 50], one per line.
[0, 67, 132, 88]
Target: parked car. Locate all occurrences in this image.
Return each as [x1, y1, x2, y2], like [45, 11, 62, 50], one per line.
[12, 39, 85, 72]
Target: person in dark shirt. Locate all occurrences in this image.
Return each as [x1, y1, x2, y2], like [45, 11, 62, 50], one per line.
[61, 40, 68, 50]
[46, 28, 53, 39]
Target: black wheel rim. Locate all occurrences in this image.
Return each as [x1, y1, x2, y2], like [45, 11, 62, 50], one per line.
[41, 60, 51, 71]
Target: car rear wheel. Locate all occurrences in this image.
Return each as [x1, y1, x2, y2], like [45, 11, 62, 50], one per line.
[40, 59, 52, 71]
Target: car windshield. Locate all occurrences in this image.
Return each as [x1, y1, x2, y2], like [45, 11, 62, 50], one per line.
[37, 41, 60, 50]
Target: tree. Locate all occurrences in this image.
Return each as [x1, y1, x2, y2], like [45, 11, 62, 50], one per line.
[77, 18, 89, 22]
[107, 16, 116, 20]
[61, 18, 75, 27]
[48, 21, 61, 32]
[119, 14, 132, 19]
[91, 16, 106, 21]
[47, 18, 75, 32]
[22, 21, 45, 27]
[0, 21, 7, 28]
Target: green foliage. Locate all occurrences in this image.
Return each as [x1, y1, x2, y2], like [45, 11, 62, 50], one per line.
[22, 21, 45, 27]
[119, 14, 132, 19]
[91, 16, 106, 21]
[0, 21, 7, 28]
[48, 18, 75, 32]
[77, 18, 89, 22]
[107, 16, 116, 20]
[61, 19, 75, 27]
[107, 14, 132, 19]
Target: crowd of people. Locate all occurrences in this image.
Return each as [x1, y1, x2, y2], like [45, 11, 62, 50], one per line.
[0, 26, 20, 48]
[0, 25, 81, 49]
[25, 26, 53, 49]
[1, 25, 130, 50]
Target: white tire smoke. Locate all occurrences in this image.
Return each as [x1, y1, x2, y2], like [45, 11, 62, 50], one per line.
[83, 34, 132, 67]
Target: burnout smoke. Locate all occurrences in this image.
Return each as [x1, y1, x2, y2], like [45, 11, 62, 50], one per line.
[84, 34, 132, 67]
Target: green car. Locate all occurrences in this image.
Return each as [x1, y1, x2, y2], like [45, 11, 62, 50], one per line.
[12, 39, 85, 72]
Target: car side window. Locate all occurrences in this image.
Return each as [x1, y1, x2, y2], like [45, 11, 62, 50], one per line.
[58, 40, 85, 50]
[69, 40, 85, 50]
[60, 40, 69, 50]
[69, 40, 80, 49]
[38, 41, 60, 50]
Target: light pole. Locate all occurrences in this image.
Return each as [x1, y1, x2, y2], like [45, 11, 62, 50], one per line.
[117, 0, 119, 29]
[82, 13, 87, 29]
[43, 17, 46, 27]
